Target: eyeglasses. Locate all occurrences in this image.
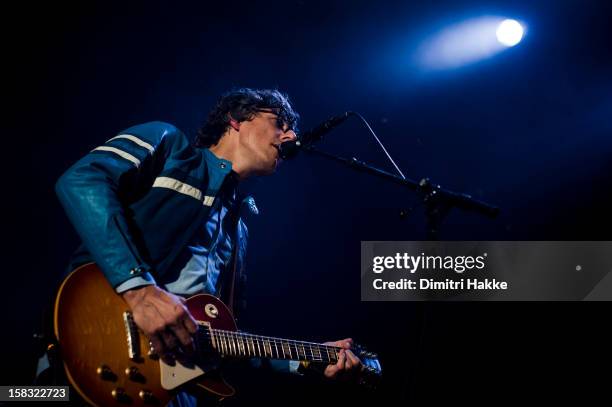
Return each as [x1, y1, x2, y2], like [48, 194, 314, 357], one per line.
[256, 108, 294, 133]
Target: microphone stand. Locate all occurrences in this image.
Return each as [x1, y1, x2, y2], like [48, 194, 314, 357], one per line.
[301, 145, 499, 240]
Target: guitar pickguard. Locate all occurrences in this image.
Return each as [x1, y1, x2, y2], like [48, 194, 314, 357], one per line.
[160, 358, 205, 390]
[160, 320, 220, 390]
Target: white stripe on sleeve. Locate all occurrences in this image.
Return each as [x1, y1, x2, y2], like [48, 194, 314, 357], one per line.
[106, 134, 155, 153]
[91, 146, 141, 167]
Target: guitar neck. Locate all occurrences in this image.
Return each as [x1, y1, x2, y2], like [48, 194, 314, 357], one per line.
[203, 328, 340, 364]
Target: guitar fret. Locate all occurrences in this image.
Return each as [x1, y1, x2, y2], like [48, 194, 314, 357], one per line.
[245, 336, 251, 356]
[223, 332, 230, 355]
[263, 339, 271, 357]
[332, 347, 339, 362]
[221, 331, 227, 355]
[282, 341, 291, 358]
[209, 329, 216, 350]
[227, 332, 233, 355]
[230, 333, 237, 355]
[218, 331, 223, 354]
[237, 334, 245, 356]
[255, 337, 262, 357]
[216, 331, 222, 354]
[313, 346, 322, 361]
[291, 342, 298, 359]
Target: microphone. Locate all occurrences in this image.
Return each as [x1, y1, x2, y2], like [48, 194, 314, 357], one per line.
[278, 111, 352, 160]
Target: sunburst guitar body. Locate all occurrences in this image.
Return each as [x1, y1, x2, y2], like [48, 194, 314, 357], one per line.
[54, 263, 381, 406]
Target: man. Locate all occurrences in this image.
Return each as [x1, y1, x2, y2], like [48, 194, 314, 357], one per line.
[54, 88, 362, 403]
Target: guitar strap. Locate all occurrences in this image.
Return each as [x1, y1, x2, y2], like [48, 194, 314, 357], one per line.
[217, 192, 246, 320]
[226, 227, 239, 316]
[215, 173, 255, 321]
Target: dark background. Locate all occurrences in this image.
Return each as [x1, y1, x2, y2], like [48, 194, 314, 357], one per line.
[3, 0, 612, 404]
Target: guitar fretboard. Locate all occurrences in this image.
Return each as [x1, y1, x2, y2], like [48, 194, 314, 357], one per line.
[200, 328, 341, 363]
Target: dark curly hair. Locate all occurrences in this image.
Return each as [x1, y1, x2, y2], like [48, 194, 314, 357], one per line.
[195, 88, 300, 148]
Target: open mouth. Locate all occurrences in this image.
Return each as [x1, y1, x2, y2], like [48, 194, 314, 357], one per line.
[272, 144, 281, 157]
[271, 144, 283, 166]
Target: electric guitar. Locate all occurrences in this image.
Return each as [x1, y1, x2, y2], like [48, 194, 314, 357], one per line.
[54, 263, 382, 406]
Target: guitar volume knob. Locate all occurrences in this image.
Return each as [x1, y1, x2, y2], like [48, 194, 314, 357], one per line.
[111, 387, 129, 402]
[139, 390, 156, 403]
[125, 366, 145, 383]
[125, 366, 138, 378]
[96, 365, 116, 381]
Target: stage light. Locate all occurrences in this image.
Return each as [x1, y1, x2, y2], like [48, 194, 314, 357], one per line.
[496, 19, 524, 46]
[415, 16, 526, 71]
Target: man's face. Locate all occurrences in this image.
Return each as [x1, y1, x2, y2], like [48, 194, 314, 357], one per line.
[237, 110, 297, 175]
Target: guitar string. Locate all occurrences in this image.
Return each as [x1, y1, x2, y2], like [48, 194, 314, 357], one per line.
[196, 328, 344, 362]
[201, 330, 338, 360]
[189, 328, 378, 374]
[195, 330, 378, 373]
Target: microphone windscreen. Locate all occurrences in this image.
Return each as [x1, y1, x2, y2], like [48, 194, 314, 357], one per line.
[278, 140, 300, 160]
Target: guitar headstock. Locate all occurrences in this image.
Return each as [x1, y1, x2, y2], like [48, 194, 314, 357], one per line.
[353, 344, 382, 389]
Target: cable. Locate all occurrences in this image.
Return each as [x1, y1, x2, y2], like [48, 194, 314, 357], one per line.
[350, 112, 406, 180]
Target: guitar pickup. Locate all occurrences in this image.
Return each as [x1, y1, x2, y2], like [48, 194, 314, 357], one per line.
[123, 311, 141, 361]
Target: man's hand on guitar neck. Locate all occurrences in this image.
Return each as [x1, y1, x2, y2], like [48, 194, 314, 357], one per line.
[121, 285, 198, 361]
[322, 338, 364, 381]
